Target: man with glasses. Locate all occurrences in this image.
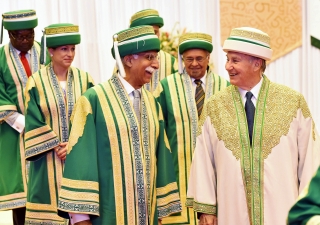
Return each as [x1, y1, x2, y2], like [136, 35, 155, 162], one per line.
[57, 25, 181, 225]
[0, 9, 48, 225]
[153, 32, 229, 225]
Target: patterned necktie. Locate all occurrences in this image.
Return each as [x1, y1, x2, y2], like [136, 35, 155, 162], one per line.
[195, 79, 205, 117]
[133, 90, 141, 124]
[20, 52, 31, 77]
[245, 91, 255, 145]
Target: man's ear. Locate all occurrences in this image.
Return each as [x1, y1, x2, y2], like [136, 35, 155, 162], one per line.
[253, 58, 262, 72]
[123, 55, 133, 67]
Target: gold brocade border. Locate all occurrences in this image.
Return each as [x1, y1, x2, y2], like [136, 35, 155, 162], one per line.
[102, 81, 127, 225]
[191, 200, 217, 215]
[59, 189, 99, 202]
[130, 9, 159, 23]
[4, 45, 25, 114]
[117, 26, 154, 42]
[156, 182, 179, 196]
[61, 177, 99, 191]
[230, 29, 270, 45]
[157, 193, 180, 207]
[25, 211, 65, 223]
[25, 125, 51, 140]
[0, 105, 17, 111]
[220, 0, 302, 62]
[25, 131, 56, 148]
[179, 33, 212, 45]
[45, 26, 79, 35]
[68, 97, 92, 153]
[0, 192, 25, 202]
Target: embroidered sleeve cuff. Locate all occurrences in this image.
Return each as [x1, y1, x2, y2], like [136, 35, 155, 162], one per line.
[186, 198, 217, 215]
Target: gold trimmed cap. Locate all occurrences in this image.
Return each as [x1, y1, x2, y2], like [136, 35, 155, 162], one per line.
[223, 27, 273, 60]
[179, 32, 213, 54]
[130, 9, 164, 28]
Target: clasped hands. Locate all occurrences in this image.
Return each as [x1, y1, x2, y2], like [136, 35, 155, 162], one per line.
[54, 142, 68, 161]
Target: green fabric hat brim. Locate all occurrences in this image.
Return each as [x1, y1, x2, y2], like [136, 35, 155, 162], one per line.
[3, 19, 38, 30]
[46, 34, 81, 48]
[179, 40, 213, 54]
[112, 38, 160, 58]
[130, 17, 164, 28]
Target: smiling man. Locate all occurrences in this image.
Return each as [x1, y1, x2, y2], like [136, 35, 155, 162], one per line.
[153, 32, 229, 225]
[186, 27, 320, 225]
[0, 9, 47, 225]
[57, 25, 181, 225]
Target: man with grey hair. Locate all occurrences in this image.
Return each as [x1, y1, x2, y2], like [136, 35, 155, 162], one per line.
[186, 27, 320, 225]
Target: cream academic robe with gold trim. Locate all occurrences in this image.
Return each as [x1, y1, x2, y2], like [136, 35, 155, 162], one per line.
[186, 76, 320, 225]
[153, 69, 229, 225]
[0, 42, 46, 211]
[24, 64, 94, 224]
[57, 75, 181, 225]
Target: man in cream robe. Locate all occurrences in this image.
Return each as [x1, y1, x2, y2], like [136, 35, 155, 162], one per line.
[58, 25, 181, 225]
[154, 33, 229, 225]
[186, 27, 320, 225]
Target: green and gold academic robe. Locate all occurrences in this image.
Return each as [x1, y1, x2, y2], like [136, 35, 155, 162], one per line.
[24, 64, 94, 224]
[113, 50, 178, 92]
[288, 166, 320, 225]
[58, 75, 181, 225]
[153, 69, 229, 225]
[187, 76, 320, 225]
[0, 42, 45, 211]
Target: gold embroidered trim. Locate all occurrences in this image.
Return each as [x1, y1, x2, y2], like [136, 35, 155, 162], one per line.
[191, 200, 217, 215]
[61, 178, 99, 191]
[25, 130, 56, 148]
[25, 211, 65, 222]
[59, 189, 99, 202]
[117, 26, 154, 42]
[68, 97, 92, 154]
[156, 182, 178, 196]
[179, 33, 212, 45]
[130, 9, 159, 23]
[157, 193, 180, 207]
[26, 202, 56, 211]
[231, 28, 270, 45]
[45, 26, 79, 35]
[0, 192, 25, 202]
[25, 125, 51, 140]
[0, 105, 17, 111]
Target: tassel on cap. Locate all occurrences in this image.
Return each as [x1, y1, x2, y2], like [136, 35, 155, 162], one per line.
[178, 47, 183, 74]
[113, 34, 126, 77]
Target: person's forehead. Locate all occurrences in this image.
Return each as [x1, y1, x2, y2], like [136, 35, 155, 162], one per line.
[226, 51, 249, 59]
[183, 48, 208, 56]
[11, 28, 34, 34]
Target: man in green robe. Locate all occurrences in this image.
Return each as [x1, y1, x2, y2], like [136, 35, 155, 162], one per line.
[58, 25, 181, 225]
[186, 27, 320, 225]
[114, 9, 178, 92]
[24, 23, 94, 224]
[0, 9, 46, 225]
[153, 33, 229, 225]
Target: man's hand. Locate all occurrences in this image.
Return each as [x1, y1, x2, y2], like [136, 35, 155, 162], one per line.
[74, 220, 92, 225]
[54, 142, 68, 160]
[199, 214, 217, 225]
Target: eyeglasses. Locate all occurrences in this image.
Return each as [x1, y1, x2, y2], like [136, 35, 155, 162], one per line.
[183, 56, 208, 63]
[133, 53, 159, 62]
[10, 32, 34, 42]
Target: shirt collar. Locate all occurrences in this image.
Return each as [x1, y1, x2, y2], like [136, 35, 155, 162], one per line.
[118, 74, 141, 94]
[238, 77, 263, 100]
[191, 71, 207, 86]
